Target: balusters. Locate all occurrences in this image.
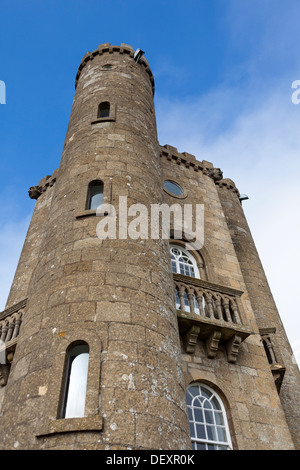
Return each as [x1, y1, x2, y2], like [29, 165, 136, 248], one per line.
[222, 298, 232, 322]
[0, 311, 23, 344]
[174, 279, 242, 326]
[230, 299, 241, 324]
[187, 289, 195, 314]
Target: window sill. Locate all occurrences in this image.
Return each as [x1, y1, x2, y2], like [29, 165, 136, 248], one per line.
[163, 187, 187, 199]
[76, 209, 97, 219]
[36, 415, 103, 437]
[76, 209, 110, 219]
[91, 117, 115, 124]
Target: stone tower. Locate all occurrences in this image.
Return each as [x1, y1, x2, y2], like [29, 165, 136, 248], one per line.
[0, 43, 299, 451]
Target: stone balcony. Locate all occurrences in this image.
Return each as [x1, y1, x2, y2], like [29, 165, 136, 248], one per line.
[0, 299, 26, 386]
[173, 274, 252, 363]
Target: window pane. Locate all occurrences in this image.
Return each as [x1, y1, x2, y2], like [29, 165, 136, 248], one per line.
[211, 396, 222, 410]
[183, 292, 190, 312]
[207, 444, 217, 450]
[217, 426, 228, 442]
[189, 422, 195, 438]
[189, 385, 200, 397]
[202, 399, 212, 409]
[194, 297, 200, 316]
[194, 442, 206, 450]
[90, 192, 103, 210]
[215, 411, 224, 425]
[206, 425, 217, 441]
[196, 423, 206, 440]
[63, 344, 89, 419]
[164, 180, 183, 196]
[194, 407, 204, 423]
[175, 288, 180, 310]
[186, 391, 194, 406]
[88, 181, 103, 210]
[201, 386, 213, 399]
[204, 409, 214, 424]
[98, 102, 110, 118]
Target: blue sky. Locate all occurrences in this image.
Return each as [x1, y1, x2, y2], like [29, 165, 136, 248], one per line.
[0, 0, 300, 364]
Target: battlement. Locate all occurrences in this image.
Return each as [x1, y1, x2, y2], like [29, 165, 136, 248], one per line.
[75, 43, 155, 94]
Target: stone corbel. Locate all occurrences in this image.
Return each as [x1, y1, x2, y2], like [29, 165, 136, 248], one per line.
[0, 364, 10, 387]
[183, 325, 200, 354]
[206, 330, 222, 358]
[0, 350, 14, 387]
[226, 334, 242, 363]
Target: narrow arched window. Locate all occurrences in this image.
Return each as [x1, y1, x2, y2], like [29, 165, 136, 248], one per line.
[87, 180, 103, 210]
[61, 342, 89, 419]
[186, 383, 232, 450]
[170, 245, 200, 278]
[98, 101, 110, 118]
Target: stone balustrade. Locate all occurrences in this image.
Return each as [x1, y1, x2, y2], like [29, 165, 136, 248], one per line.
[0, 299, 26, 387]
[173, 274, 251, 362]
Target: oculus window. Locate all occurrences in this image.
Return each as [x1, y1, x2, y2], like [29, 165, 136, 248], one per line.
[164, 180, 183, 196]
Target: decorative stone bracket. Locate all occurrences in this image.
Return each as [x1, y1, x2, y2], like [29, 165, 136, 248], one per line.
[0, 298, 26, 386]
[178, 311, 250, 363]
[173, 274, 252, 363]
[260, 328, 286, 393]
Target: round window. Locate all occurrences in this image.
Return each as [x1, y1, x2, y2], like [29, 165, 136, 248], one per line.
[164, 180, 183, 196]
[102, 64, 113, 70]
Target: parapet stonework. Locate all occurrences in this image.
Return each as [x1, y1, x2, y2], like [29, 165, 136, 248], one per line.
[0, 43, 299, 451]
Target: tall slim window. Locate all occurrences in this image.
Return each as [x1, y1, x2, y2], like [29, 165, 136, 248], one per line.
[87, 180, 103, 210]
[186, 383, 232, 450]
[61, 342, 89, 419]
[98, 101, 110, 118]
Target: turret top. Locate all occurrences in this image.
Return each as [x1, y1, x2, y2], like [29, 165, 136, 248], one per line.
[75, 43, 155, 94]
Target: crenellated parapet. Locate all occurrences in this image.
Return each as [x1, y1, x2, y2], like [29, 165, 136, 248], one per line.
[75, 43, 155, 94]
[215, 178, 240, 198]
[160, 144, 224, 181]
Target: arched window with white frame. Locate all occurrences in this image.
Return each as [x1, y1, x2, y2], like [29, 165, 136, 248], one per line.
[186, 383, 233, 450]
[170, 245, 200, 279]
[61, 342, 89, 419]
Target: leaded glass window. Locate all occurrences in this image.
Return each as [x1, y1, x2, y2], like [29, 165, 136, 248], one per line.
[170, 246, 200, 279]
[186, 383, 232, 450]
